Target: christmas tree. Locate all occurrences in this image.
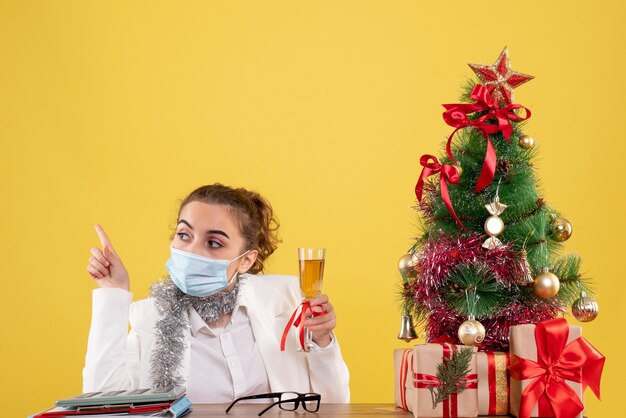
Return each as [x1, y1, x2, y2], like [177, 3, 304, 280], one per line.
[399, 47, 598, 351]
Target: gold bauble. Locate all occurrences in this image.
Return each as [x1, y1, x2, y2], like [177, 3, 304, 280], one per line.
[533, 269, 560, 298]
[519, 135, 535, 149]
[572, 291, 599, 322]
[410, 251, 420, 267]
[457, 319, 486, 346]
[398, 253, 414, 274]
[453, 164, 463, 177]
[550, 217, 573, 242]
[484, 215, 504, 237]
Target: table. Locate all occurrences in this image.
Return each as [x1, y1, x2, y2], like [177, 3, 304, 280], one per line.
[186, 403, 506, 417]
[188, 404, 402, 417]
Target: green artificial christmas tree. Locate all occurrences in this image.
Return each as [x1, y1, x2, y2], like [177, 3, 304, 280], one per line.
[399, 47, 598, 351]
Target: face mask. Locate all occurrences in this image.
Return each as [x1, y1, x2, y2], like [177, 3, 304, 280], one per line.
[165, 247, 250, 297]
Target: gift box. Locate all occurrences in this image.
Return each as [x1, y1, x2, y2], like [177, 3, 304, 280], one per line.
[475, 351, 510, 415]
[394, 344, 478, 417]
[393, 348, 414, 411]
[509, 318, 605, 418]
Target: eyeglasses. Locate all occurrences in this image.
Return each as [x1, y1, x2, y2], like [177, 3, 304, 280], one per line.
[225, 391, 321, 416]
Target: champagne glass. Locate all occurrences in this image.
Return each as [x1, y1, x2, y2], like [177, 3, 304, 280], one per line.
[298, 248, 326, 352]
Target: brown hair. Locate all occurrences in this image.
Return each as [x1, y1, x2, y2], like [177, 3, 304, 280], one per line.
[177, 184, 280, 274]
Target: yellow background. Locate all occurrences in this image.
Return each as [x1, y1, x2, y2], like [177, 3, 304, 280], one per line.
[1, 1, 624, 417]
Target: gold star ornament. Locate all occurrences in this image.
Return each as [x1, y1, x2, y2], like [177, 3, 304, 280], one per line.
[468, 47, 534, 106]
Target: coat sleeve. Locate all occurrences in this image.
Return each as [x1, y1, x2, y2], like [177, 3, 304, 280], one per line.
[307, 334, 351, 403]
[82, 288, 141, 392]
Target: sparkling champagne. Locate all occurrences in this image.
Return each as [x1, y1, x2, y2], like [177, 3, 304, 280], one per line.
[299, 259, 325, 300]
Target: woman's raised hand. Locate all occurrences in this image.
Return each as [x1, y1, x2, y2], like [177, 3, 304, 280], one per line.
[87, 224, 130, 291]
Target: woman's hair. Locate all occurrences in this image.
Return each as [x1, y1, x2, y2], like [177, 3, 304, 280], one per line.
[177, 184, 280, 274]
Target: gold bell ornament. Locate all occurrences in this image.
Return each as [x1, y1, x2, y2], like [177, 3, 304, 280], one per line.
[397, 311, 419, 342]
[571, 291, 599, 322]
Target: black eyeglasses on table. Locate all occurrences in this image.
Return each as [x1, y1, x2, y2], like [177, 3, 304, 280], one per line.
[225, 391, 321, 416]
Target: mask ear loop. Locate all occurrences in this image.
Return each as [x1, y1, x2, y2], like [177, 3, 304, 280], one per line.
[230, 249, 251, 263]
[227, 250, 252, 283]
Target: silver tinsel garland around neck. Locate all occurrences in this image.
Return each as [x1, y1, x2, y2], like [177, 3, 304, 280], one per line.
[148, 276, 242, 388]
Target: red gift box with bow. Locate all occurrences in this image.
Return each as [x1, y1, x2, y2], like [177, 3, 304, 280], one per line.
[509, 318, 605, 418]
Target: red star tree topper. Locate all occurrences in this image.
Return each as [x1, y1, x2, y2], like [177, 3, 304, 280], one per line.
[468, 47, 534, 106]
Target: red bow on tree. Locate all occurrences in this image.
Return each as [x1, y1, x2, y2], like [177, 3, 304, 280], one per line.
[509, 318, 605, 418]
[415, 154, 466, 230]
[442, 84, 531, 192]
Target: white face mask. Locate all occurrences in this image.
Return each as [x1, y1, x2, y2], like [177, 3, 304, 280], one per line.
[165, 247, 250, 297]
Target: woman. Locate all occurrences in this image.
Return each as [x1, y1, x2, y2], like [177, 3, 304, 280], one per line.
[82, 184, 350, 403]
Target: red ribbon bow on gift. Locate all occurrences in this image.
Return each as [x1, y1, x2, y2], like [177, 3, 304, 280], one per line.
[415, 154, 466, 230]
[442, 84, 531, 192]
[509, 318, 605, 418]
[280, 300, 328, 351]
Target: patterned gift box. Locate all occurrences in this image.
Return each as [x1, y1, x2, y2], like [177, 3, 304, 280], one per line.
[475, 351, 510, 415]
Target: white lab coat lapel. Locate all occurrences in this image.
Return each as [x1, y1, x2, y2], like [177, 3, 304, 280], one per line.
[238, 276, 311, 394]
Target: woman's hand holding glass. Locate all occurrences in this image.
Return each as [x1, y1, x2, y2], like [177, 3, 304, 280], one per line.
[298, 248, 337, 350]
[305, 294, 335, 348]
[87, 224, 130, 291]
